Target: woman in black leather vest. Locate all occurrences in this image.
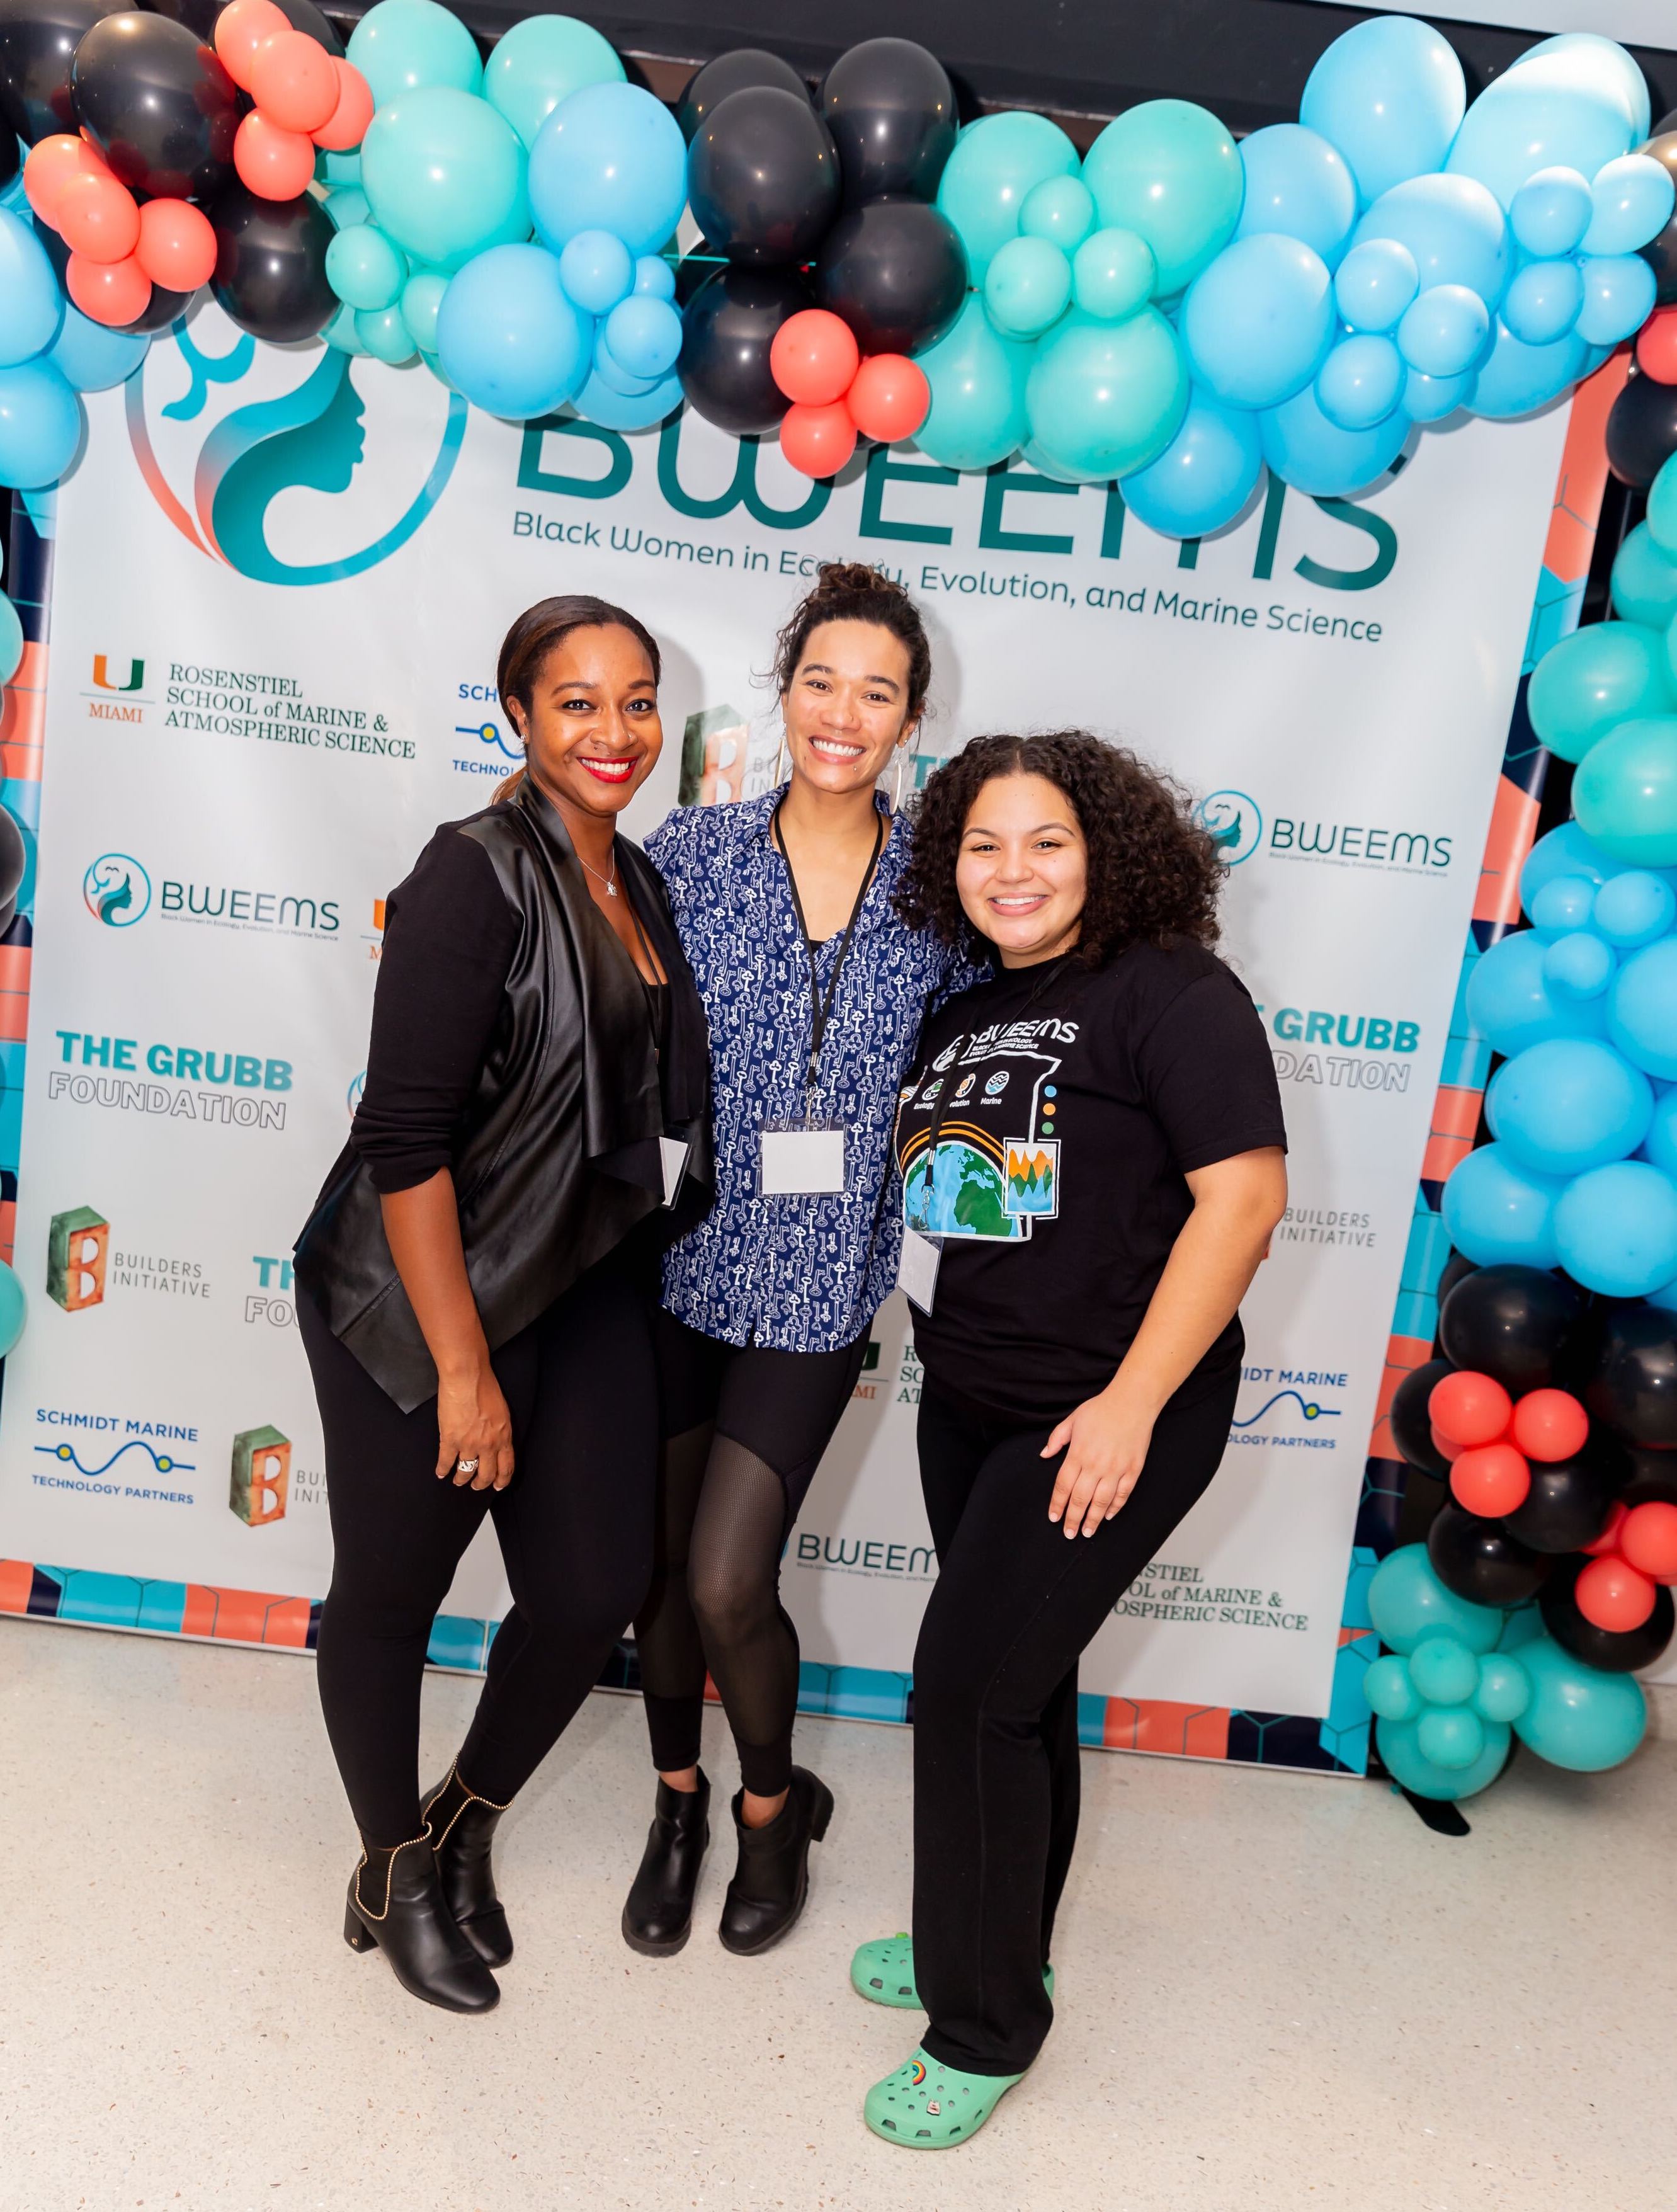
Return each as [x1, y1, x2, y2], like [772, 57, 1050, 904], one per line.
[293, 595, 710, 2015]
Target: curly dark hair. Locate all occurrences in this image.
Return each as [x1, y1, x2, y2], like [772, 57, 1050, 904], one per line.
[770, 561, 932, 723]
[893, 731, 1224, 967]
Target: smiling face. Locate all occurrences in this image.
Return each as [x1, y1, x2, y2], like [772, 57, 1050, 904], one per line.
[506, 624, 662, 823]
[955, 772, 1089, 967]
[782, 619, 917, 796]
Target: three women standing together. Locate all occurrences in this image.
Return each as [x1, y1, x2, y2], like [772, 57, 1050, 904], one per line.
[294, 562, 1286, 2146]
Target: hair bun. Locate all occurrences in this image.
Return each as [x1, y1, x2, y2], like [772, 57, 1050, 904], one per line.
[812, 560, 909, 603]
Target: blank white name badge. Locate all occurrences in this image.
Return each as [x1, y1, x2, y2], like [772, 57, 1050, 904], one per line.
[897, 1227, 941, 1314]
[759, 1123, 846, 1196]
[659, 1136, 691, 1209]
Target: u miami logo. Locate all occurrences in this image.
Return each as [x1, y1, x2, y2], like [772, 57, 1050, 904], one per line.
[126, 311, 467, 587]
[91, 656, 145, 692]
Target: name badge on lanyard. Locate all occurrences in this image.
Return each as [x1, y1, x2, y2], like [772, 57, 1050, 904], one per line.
[897, 1225, 940, 1313]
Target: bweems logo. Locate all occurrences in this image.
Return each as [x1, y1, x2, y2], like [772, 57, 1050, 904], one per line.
[1196, 790, 1262, 865]
[230, 1425, 290, 1526]
[126, 312, 467, 586]
[84, 853, 151, 926]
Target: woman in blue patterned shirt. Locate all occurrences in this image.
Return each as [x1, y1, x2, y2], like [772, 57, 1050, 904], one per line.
[623, 564, 980, 1961]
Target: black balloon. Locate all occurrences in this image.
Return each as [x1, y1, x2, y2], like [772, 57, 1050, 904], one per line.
[1606, 364, 1677, 489]
[1434, 1250, 1477, 1309]
[1540, 1559, 1675, 1672]
[140, 0, 341, 47]
[1503, 1438, 1624, 1554]
[72, 11, 238, 199]
[688, 86, 839, 267]
[0, 0, 123, 141]
[210, 184, 335, 343]
[819, 36, 957, 205]
[1587, 1303, 1677, 1449]
[677, 47, 809, 144]
[1438, 1263, 1584, 1395]
[0, 804, 26, 910]
[678, 263, 810, 435]
[1639, 132, 1677, 306]
[1620, 1444, 1677, 1509]
[0, 115, 16, 188]
[816, 196, 967, 356]
[1388, 1356, 1455, 1477]
[1427, 1502, 1554, 1607]
[123, 280, 195, 330]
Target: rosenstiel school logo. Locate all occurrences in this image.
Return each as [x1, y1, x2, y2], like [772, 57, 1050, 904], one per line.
[125, 311, 468, 586]
[83, 853, 151, 926]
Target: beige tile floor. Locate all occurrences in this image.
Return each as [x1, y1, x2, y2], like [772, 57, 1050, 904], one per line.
[0, 1616, 1673, 2212]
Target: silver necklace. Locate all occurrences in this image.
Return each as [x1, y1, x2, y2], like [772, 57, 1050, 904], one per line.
[577, 845, 618, 897]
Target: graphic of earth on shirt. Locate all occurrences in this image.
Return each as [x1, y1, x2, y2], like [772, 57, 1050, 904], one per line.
[903, 1142, 1025, 1240]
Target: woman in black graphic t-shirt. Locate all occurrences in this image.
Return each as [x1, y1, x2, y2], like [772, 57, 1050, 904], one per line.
[849, 731, 1288, 2151]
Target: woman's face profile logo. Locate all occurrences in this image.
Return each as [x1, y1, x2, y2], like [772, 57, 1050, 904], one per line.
[125, 311, 468, 588]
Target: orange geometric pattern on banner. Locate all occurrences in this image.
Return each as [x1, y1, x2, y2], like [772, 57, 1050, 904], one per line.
[0, 1558, 33, 1613]
[1368, 1333, 1435, 1464]
[0, 943, 31, 1044]
[180, 1584, 313, 1646]
[1543, 349, 1627, 587]
[1421, 1083, 1484, 1185]
[1471, 774, 1541, 933]
[0, 637, 47, 783]
[1101, 1699, 1231, 1759]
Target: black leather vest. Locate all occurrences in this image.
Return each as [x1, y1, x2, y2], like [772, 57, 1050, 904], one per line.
[293, 779, 712, 1411]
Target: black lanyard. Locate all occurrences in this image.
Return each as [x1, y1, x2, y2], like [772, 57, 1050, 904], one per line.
[773, 801, 885, 1108]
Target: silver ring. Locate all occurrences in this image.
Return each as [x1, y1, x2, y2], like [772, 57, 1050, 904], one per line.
[455, 1456, 480, 1474]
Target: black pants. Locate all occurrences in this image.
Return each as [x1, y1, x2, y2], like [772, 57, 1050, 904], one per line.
[912, 1370, 1238, 2077]
[300, 1268, 657, 1844]
[632, 1309, 868, 1796]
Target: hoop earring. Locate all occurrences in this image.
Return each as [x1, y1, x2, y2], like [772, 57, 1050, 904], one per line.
[774, 726, 788, 787]
[892, 744, 907, 814]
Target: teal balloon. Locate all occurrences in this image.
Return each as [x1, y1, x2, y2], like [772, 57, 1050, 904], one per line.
[326, 223, 408, 312]
[1447, 34, 1639, 210]
[47, 305, 147, 392]
[1376, 1713, 1510, 1800]
[1020, 174, 1094, 253]
[323, 302, 368, 356]
[1404, 365, 1473, 423]
[1501, 256, 1583, 348]
[435, 241, 591, 418]
[0, 590, 21, 687]
[1610, 937, 1677, 1079]
[1234, 125, 1355, 268]
[1509, 166, 1593, 257]
[1026, 307, 1188, 482]
[1351, 172, 1509, 307]
[324, 184, 371, 231]
[1361, 1653, 1421, 1722]
[1612, 522, 1677, 627]
[1576, 253, 1656, 348]
[1183, 233, 1334, 409]
[1019, 439, 1087, 486]
[0, 358, 81, 490]
[0, 1258, 25, 1357]
[1407, 1635, 1480, 1707]
[1527, 622, 1673, 764]
[1594, 869, 1675, 947]
[935, 110, 1079, 283]
[1367, 1544, 1504, 1657]
[1467, 926, 1607, 1054]
[1119, 389, 1262, 538]
[528, 81, 685, 259]
[1513, 1633, 1647, 1770]
[1315, 333, 1402, 430]
[1334, 237, 1419, 333]
[1554, 1158, 1677, 1296]
[1498, 1601, 1545, 1654]
[1486, 1036, 1653, 1175]
[1416, 1704, 1486, 1771]
[1574, 716, 1677, 865]
[1300, 16, 1465, 205]
[400, 270, 446, 351]
[1081, 100, 1242, 297]
[1584, 154, 1674, 256]
[0, 208, 62, 368]
[1469, 321, 1589, 420]
[355, 305, 418, 364]
[1070, 227, 1154, 322]
[483, 13, 623, 152]
[346, 0, 483, 103]
[914, 294, 1032, 472]
[1646, 448, 1677, 555]
[1473, 1652, 1532, 1725]
[322, 151, 362, 188]
[1397, 283, 1490, 379]
[984, 234, 1071, 339]
[1441, 1141, 1564, 1270]
[1257, 379, 1409, 498]
[362, 89, 530, 275]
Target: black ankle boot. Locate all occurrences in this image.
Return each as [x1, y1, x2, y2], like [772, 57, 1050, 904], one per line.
[421, 1767, 514, 1967]
[718, 1767, 834, 1957]
[343, 1833, 500, 2012]
[622, 1770, 710, 1956]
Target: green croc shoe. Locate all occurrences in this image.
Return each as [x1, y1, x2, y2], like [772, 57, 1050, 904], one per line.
[864, 2047, 1023, 2148]
[850, 1934, 1054, 2010]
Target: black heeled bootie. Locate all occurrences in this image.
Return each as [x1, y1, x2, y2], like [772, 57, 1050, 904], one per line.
[421, 1767, 514, 1968]
[718, 1767, 834, 1957]
[342, 1833, 500, 2013]
[622, 1770, 711, 1956]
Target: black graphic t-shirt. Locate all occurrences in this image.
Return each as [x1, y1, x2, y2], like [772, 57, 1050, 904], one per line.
[895, 937, 1287, 1422]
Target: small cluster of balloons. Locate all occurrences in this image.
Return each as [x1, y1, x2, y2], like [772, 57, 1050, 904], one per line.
[220, 0, 370, 202]
[766, 310, 930, 477]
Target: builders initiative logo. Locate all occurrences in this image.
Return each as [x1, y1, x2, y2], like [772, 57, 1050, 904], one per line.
[83, 853, 151, 926]
[1195, 790, 1263, 865]
[230, 1425, 291, 1527]
[48, 1206, 108, 1309]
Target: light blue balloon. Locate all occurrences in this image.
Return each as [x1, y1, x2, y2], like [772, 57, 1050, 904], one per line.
[326, 224, 408, 312]
[1351, 173, 1510, 308]
[985, 234, 1072, 339]
[362, 89, 531, 275]
[1026, 306, 1189, 482]
[0, 210, 62, 369]
[1334, 237, 1419, 332]
[1416, 1704, 1487, 1771]
[1594, 869, 1676, 949]
[47, 305, 147, 393]
[914, 294, 1033, 472]
[1397, 283, 1490, 379]
[325, 184, 372, 231]
[435, 241, 592, 418]
[1081, 100, 1243, 297]
[1554, 1158, 1677, 1294]
[1486, 1036, 1653, 1175]
[1544, 931, 1615, 1001]
[1404, 365, 1473, 423]
[1528, 874, 1596, 938]
[1235, 124, 1356, 269]
[1469, 321, 1589, 420]
[1509, 167, 1593, 258]
[1447, 36, 1640, 210]
[529, 81, 686, 258]
[1586, 153, 1674, 256]
[1367, 1545, 1505, 1656]
[355, 306, 418, 365]
[347, 0, 483, 103]
[1441, 1140, 1564, 1269]
[1299, 16, 1465, 206]
[1314, 333, 1403, 430]
[1407, 1635, 1479, 1707]
[1501, 256, 1583, 348]
[936, 111, 1080, 284]
[1119, 388, 1263, 537]
[1513, 1633, 1647, 1771]
[1521, 819, 1635, 909]
[633, 254, 675, 301]
[602, 293, 681, 380]
[1377, 1713, 1510, 1800]
[400, 271, 446, 352]
[1070, 227, 1154, 322]
[1182, 233, 1335, 409]
[1612, 523, 1677, 628]
[1527, 620, 1673, 764]
[1020, 174, 1096, 253]
[0, 590, 21, 687]
[1641, 1086, 1677, 1178]
[1611, 937, 1677, 1079]
[1514, 33, 1648, 140]
[1576, 253, 1657, 348]
[1362, 1652, 1421, 1722]
[588, 325, 658, 396]
[483, 13, 623, 152]
[1257, 379, 1409, 498]
[0, 359, 81, 490]
[559, 228, 634, 314]
[0, 1258, 26, 1358]
[1473, 1652, 1532, 1725]
[575, 367, 680, 431]
[1468, 926, 1607, 1054]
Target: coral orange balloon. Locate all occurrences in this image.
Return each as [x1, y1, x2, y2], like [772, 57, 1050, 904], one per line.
[23, 133, 106, 225]
[66, 250, 151, 328]
[780, 400, 857, 479]
[1620, 1498, 1677, 1582]
[1635, 307, 1677, 385]
[770, 310, 860, 406]
[214, 0, 292, 91]
[312, 59, 375, 152]
[1575, 1553, 1657, 1633]
[1509, 1387, 1589, 1464]
[846, 353, 931, 442]
[1428, 1369, 1512, 1449]
[135, 198, 217, 293]
[248, 28, 339, 135]
[234, 110, 317, 201]
[53, 169, 140, 263]
[1584, 1500, 1629, 1556]
[1430, 1425, 1463, 1464]
[1448, 1441, 1532, 1518]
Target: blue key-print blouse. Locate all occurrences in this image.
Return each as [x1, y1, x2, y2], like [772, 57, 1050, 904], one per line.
[648, 785, 985, 1353]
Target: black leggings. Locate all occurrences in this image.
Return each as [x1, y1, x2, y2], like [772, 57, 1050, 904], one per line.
[632, 1309, 868, 1796]
[911, 1371, 1237, 2077]
[300, 1268, 657, 1844]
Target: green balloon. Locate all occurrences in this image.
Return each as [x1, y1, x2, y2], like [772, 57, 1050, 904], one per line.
[0, 590, 21, 688]
[936, 110, 1079, 284]
[355, 305, 418, 364]
[1611, 522, 1677, 628]
[1574, 714, 1677, 865]
[1512, 1634, 1646, 1770]
[914, 295, 1032, 472]
[484, 14, 623, 152]
[326, 222, 407, 312]
[1527, 620, 1674, 763]
[1647, 447, 1677, 556]
[984, 235, 1071, 338]
[1071, 227, 1156, 321]
[346, 0, 483, 104]
[362, 88, 531, 275]
[1082, 98, 1244, 297]
[401, 270, 446, 352]
[1376, 1713, 1510, 1800]
[1020, 174, 1095, 251]
[1025, 307, 1188, 481]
